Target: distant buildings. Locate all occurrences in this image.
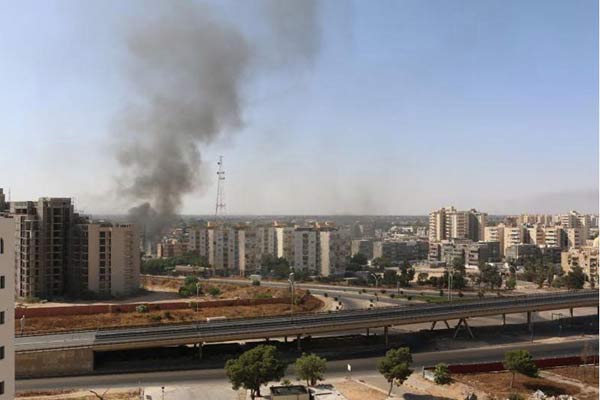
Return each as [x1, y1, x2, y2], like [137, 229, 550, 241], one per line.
[373, 240, 428, 263]
[351, 239, 374, 259]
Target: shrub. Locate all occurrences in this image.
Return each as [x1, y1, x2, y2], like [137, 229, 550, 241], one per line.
[136, 304, 149, 313]
[255, 293, 272, 299]
[163, 311, 173, 319]
[208, 287, 221, 297]
[252, 280, 261, 286]
[439, 290, 444, 297]
[458, 291, 464, 298]
[149, 314, 162, 322]
[389, 293, 395, 298]
[323, 293, 329, 298]
[508, 394, 524, 400]
[406, 296, 413, 301]
[433, 363, 451, 384]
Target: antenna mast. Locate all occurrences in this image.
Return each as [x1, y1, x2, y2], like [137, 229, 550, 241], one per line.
[215, 156, 226, 217]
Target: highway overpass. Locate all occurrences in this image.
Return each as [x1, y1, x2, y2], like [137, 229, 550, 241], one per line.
[17, 290, 598, 353]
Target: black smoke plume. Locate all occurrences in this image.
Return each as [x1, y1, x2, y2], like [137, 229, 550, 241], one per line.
[115, 1, 321, 239]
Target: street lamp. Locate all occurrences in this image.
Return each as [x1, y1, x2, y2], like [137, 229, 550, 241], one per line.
[196, 282, 202, 312]
[370, 273, 379, 288]
[288, 272, 295, 320]
[447, 265, 454, 302]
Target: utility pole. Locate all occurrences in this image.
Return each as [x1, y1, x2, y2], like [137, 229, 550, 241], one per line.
[289, 272, 295, 320]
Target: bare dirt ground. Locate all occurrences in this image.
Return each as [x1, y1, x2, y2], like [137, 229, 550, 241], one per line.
[17, 389, 139, 399]
[455, 370, 581, 399]
[547, 365, 599, 386]
[18, 295, 323, 334]
[335, 380, 388, 400]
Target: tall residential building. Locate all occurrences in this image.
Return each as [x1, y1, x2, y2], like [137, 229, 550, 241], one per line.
[484, 224, 505, 255]
[189, 225, 210, 259]
[518, 214, 553, 226]
[156, 239, 188, 258]
[255, 226, 277, 260]
[559, 211, 591, 242]
[525, 226, 545, 245]
[502, 226, 523, 256]
[466, 241, 501, 267]
[0, 215, 15, 399]
[207, 225, 238, 274]
[292, 227, 318, 273]
[428, 207, 486, 242]
[10, 198, 75, 299]
[543, 226, 566, 249]
[275, 225, 295, 262]
[82, 223, 140, 297]
[237, 227, 259, 276]
[566, 228, 583, 249]
[318, 228, 350, 276]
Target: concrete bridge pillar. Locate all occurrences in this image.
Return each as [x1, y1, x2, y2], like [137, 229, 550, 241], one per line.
[384, 326, 389, 348]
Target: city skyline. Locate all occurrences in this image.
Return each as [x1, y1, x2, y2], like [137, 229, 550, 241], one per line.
[0, 0, 597, 216]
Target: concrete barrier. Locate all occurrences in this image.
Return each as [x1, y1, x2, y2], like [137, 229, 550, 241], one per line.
[16, 348, 94, 378]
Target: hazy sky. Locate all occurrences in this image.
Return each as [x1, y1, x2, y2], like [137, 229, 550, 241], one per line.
[1, 0, 598, 215]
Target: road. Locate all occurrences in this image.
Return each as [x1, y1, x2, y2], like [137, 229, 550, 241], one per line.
[16, 290, 598, 352]
[16, 337, 598, 392]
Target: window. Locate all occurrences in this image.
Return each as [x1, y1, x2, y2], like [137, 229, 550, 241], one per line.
[0, 276, 4, 289]
[0, 381, 4, 395]
[0, 238, 3, 254]
[0, 311, 4, 325]
[0, 346, 4, 360]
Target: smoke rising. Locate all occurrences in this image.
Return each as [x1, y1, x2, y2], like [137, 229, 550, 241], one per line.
[115, 1, 321, 238]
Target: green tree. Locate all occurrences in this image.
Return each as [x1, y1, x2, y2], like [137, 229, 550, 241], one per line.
[225, 345, 287, 399]
[295, 353, 327, 386]
[479, 263, 502, 289]
[382, 270, 398, 286]
[505, 276, 517, 290]
[452, 255, 466, 276]
[417, 272, 429, 286]
[378, 347, 413, 395]
[503, 350, 538, 389]
[564, 266, 586, 289]
[433, 363, 451, 384]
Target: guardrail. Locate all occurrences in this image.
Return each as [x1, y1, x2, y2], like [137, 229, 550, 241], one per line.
[17, 290, 598, 339]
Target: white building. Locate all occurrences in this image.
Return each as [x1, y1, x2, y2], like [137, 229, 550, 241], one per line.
[293, 228, 318, 273]
[0, 215, 15, 399]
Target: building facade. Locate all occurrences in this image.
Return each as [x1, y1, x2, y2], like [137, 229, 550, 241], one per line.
[0, 215, 15, 399]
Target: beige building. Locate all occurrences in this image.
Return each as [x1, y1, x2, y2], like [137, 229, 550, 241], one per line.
[237, 227, 259, 276]
[10, 198, 75, 299]
[275, 225, 295, 262]
[0, 215, 15, 399]
[561, 244, 598, 284]
[156, 239, 188, 258]
[566, 227, 583, 249]
[484, 224, 505, 255]
[502, 226, 523, 256]
[429, 207, 486, 242]
[319, 228, 351, 276]
[293, 228, 318, 273]
[84, 223, 140, 297]
[207, 226, 238, 274]
[543, 226, 566, 249]
[525, 226, 545, 245]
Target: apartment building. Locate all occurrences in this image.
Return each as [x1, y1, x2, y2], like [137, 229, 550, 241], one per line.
[237, 227, 259, 276]
[525, 226, 545, 245]
[319, 228, 351, 277]
[484, 224, 505, 255]
[466, 241, 501, 267]
[275, 225, 294, 262]
[156, 239, 188, 258]
[0, 215, 15, 399]
[566, 228, 583, 249]
[559, 211, 590, 241]
[293, 227, 318, 273]
[351, 239, 374, 259]
[503, 226, 523, 257]
[188, 225, 209, 258]
[83, 223, 140, 297]
[373, 240, 428, 263]
[10, 198, 75, 299]
[561, 243, 598, 283]
[428, 239, 472, 266]
[256, 226, 277, 260]
[505, 244, 541, 264]
[518, 214, 553, 226]
[543, 226, 567, 249]
[207, 226, 238, 274]
[428, 207, 486, 242]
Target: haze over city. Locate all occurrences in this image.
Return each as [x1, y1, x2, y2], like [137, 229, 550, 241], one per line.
[0, 0, 597, 216]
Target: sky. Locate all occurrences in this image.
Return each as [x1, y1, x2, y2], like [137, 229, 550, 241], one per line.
[0, 0, 598, 216]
